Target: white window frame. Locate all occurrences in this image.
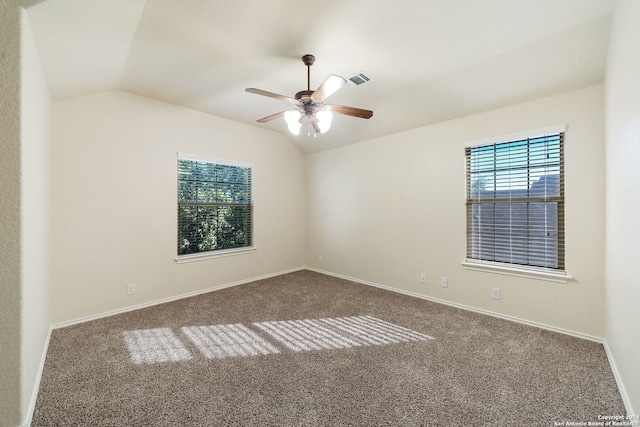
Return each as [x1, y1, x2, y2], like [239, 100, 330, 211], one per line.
[461, 125, 571, 283]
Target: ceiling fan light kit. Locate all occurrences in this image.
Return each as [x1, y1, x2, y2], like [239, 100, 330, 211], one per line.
[246, 54, 373, 137]
[315, 109, 333, 133]
[284, 110, 302, 135]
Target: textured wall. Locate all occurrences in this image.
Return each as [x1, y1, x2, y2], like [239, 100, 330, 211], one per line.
[0, 2, 23, 426]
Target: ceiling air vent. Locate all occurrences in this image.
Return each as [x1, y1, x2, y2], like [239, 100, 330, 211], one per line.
[348, 72, 371, 86]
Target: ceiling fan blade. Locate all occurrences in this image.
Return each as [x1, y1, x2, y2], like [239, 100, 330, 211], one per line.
[311, 74, 347, 103]
[246, 88, 298, 105]
[326, 104, 373, 119]
[256, 110, 287, 123]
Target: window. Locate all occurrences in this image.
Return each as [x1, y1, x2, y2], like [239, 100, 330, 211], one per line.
[177, 155, 253, 258]
[465, 131, 564, 272]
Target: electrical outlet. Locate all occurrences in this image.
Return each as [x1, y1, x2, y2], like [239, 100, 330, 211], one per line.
[285, 255, 290, 264]
[318, 255, 323, 263]
[127, 283, 136, 295]
[491, 287, 501, 300]
[440, 277, 448, 287]
[419, 273, 426, 283]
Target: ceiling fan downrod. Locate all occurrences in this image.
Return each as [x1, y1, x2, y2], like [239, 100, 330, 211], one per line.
[302, 54, 315, 91]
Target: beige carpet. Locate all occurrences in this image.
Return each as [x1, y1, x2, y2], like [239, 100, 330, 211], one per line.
[32, 270, 625, 426]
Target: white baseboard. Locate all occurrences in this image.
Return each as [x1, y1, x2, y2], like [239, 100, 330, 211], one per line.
[51, 267, 305, 330]
[21, 325, 53, 427]
[306, 267, 604, 343]
[603, 340, 637, 421]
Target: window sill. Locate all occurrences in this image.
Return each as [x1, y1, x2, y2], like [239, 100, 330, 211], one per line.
[175, 247, 256, 264]
[461, 260, 571, 283]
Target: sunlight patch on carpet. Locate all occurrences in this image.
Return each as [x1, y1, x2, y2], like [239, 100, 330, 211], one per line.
[123, 316, 433, 363]
[123, 328, 193, 364]
[181, 324, 280, 359]
[253, 315, 433, 352]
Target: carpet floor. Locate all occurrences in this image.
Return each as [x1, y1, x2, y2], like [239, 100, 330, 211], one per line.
[32, 270, 625, 426]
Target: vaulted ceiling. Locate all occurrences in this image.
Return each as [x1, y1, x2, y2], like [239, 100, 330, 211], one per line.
[23, 0, 614, 153]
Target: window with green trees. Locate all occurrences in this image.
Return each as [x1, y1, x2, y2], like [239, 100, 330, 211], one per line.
[178, 156, 253, 256]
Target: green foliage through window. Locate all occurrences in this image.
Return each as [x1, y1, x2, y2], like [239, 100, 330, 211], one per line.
[178, 158, 252, 255]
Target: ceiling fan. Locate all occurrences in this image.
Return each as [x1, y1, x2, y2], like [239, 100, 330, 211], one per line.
[246, 54, 373, 136]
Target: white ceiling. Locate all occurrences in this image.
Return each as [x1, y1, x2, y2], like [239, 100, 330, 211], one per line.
[23, 0, 614, 154]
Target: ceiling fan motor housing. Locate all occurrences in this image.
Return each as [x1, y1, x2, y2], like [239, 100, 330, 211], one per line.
[295, 90, 317, 117]
[295, 90, 314, 100]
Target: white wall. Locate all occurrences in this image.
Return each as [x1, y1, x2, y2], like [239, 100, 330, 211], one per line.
[50, 91, 306, 324]
[307, 85, 605, 338]
[605, 0, 640, 415]
[20, 7, 52, 423]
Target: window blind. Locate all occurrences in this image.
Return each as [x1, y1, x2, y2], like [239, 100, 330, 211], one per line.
[178, 158, 253, 255]
[465, 133, 564, 271]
